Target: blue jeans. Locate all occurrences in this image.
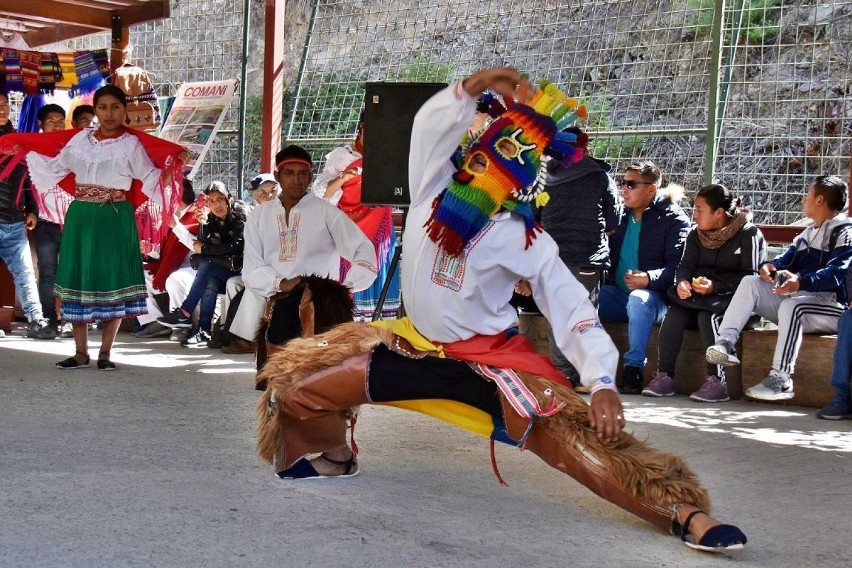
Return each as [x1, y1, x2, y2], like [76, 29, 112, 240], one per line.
[180, 261, 238, 332]
[0, 221, 44, 322]
[32, 220, 62, 323]
[598, 284, 668, 369]
[830, 309, 852, 400]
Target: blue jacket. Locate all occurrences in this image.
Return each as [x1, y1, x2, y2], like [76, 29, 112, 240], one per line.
[771, 214, 852, 304]
[607, 193, 690, 291]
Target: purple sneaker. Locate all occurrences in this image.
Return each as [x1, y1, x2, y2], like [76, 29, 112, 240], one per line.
[690, 375, 730, 403]
[642, 371, 675, 397]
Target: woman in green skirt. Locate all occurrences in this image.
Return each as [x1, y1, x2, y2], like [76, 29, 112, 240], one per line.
[5, 84, 186, 370]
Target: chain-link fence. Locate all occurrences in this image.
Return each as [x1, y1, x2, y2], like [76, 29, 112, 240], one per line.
[287, 0, 851, 224]
[26, 1, 852, 224]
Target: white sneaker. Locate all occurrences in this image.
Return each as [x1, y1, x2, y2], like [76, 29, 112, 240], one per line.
[745, 370, 794, 401]
[705, 340, 740, 366]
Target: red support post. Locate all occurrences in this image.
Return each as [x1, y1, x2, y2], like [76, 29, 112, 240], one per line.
[261, 0, 287, 173]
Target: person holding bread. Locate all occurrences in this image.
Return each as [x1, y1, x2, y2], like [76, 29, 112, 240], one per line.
[643, 184, 765, 401]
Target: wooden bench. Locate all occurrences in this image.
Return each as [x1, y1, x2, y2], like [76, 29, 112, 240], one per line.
[518, 314, 836, 408]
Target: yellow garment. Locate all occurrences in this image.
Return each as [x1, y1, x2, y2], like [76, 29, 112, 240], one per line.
[370, 317, 492, 438]
[55, 53, 77, 89]
[370, 317, 445, 357]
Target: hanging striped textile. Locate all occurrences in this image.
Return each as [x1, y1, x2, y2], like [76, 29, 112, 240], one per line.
[3, 49, 23, 93]
[20, 51, 40, 95]
[72, 50, 103, 95]
[52, 53, 63, 84]
[55, 52, 77, 89]
[39, 53, 57, 93]
[91, 49, 111, 81]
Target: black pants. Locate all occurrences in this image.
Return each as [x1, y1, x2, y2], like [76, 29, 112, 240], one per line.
[658, 304, 724, 378]
[367, 344, 503, 418]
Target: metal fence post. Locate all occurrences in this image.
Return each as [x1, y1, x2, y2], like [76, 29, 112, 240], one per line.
[704, 0, 727, 186]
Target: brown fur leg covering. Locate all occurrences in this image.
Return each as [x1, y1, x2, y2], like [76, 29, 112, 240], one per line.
[256, 322, 392, 465]
[503, 373, 710, 531]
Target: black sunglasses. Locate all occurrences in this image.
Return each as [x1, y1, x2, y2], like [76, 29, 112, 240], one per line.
[619, 179, 655, 190]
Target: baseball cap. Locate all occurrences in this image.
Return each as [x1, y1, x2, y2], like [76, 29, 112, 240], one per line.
[250, 173, 277, 191]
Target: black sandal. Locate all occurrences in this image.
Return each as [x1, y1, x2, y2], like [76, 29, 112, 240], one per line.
[97, 352, 116, 371]
[672, 508, 747, 553]
[277, 452, 359, 479]
[56, 352, 90, 370]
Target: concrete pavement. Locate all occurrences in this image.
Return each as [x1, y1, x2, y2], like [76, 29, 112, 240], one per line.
[1, 324, 850, 567]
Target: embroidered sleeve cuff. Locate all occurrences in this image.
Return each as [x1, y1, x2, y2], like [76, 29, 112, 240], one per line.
[273, 277, 283, 291]
[588, 376, 618, 395]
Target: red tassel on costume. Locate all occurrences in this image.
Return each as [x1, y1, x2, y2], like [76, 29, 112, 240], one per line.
[490, 438, 508, 486]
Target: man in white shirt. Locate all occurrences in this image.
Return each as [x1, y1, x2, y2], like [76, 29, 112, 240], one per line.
[218, 172, 281, 353]
[235, 145, 377, 353]
[260, 69, 745, 553]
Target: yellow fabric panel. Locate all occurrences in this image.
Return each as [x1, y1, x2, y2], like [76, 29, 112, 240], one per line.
[370, 317, 445, 357]
[381, 399, 493, 439]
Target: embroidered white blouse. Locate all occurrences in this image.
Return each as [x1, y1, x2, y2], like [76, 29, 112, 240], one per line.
[242, 192, 378, 298]
[25, 130, 163, 202]
[403, 83, 619, 391]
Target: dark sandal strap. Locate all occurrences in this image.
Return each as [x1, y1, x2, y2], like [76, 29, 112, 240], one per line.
[678, 510, 706, 541]
[318, 452, 357, 474]
[672, 509, 707, 540]
[318, 453, 355, 467]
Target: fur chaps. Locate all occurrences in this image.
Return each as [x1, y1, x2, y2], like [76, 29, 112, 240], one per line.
[256, 322, 391, 464]
[256, 321, 710, 518]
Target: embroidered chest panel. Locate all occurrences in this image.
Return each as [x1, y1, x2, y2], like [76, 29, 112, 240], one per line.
[430, 222, 493, 292]
[277, 211, 300, 262]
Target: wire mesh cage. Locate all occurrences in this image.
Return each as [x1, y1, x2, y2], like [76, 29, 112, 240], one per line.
[287, 0, 852, 224]
[23, 0, 852, 225]
[715, 1, 852, 224]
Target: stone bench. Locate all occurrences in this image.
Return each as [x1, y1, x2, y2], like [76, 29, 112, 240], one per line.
[518, 314, 836, 408]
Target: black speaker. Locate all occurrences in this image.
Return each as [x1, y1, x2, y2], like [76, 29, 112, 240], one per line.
[361, 82, 446, 207]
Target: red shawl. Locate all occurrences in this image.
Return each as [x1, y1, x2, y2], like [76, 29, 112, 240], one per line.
[144, 201, 202, 291]
[0, 127, 185, 245]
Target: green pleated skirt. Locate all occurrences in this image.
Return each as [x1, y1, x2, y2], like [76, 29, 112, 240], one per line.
[55, 199, 147, 323]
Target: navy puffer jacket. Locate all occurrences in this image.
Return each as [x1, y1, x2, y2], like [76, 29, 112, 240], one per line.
[607, 192, 690, 291]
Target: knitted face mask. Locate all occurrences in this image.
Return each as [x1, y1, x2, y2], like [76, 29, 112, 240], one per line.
[425, 105, 555, 257]
[425, 82, 588, 257]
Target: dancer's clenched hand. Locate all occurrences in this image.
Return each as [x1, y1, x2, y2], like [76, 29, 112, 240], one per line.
[588, 389, 625, 442]
[462, 67, 532, 104]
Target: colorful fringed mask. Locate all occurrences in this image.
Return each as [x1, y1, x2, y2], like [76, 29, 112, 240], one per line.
[426, 81, 588, 256]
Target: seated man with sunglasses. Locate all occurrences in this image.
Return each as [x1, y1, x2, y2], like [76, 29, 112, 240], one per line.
[598, 161, 690, 394]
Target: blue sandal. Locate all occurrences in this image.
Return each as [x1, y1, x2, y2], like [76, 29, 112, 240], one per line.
[277, 453, 359, 479]
[674, 509, 747, 552]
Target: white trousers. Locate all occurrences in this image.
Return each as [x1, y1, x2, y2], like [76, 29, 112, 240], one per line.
[225, 276, 267, 341]
[716, 275, 844, 374]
